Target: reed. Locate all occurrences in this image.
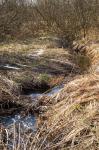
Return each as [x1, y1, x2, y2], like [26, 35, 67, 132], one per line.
[34, 73, 99, 150]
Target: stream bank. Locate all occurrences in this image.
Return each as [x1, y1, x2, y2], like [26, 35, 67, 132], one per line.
[0, 36, 87, 149]
[0, 84, 64, 149]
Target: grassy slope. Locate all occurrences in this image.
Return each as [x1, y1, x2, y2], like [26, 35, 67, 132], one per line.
[35, 73, 99, 150]
[34, 40, 99, 150]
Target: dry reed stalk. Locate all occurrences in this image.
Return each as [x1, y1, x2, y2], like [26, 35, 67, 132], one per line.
[33, 73, 99, 150]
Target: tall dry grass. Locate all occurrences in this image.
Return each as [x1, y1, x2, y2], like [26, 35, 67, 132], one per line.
[0, 75, 19, 104]
[72, 39, 99, 72]
[34, 73, 99, 150]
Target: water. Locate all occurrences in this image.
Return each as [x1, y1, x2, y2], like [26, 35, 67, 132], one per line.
[30, 93, 43, 98]
[31, 85, 64, 98]
[4, 64, 20, 70]
[46, 85, 64, 96]
[0, 64, 20, 70]
[0, 114, 36, 149]
[0, 85, 63, 129]
[0, 113, 36, 130]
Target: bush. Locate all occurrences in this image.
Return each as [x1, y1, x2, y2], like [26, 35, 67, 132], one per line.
[74, 54, 91, 72]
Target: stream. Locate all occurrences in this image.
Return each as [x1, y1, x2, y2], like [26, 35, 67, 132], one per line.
[0, 48, 64, 148]
[0, 85, 63, 130]
[30, 84, 64, 98]
[0, 85, 63, 148]
[0, 64, 20, 70]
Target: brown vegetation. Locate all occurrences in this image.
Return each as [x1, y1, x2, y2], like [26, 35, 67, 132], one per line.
[0, 0, 99, 150]
[0, 75, 21, 115]
[33, 73, 99, 150]
[0, 0, 98, 42]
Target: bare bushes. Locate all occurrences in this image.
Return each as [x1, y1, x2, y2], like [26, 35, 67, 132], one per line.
[0, 0, 31, 41]
[35, 0, 99, 41]
[0, 0, 98, 42]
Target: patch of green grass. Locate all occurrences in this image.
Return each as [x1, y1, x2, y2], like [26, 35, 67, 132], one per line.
[38, 73, 50, 82]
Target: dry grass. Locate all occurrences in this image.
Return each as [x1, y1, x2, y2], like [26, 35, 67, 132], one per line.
[0, 75, 19, 102]
[1, 73, 99, 150]
[0, 36, 70, 61]
[86, 43, 99, 69]
[0, 75, 21, 115]
[0, 75, 35, 114]
[34, 73, 99, 150]
[0, 37, 99, 150]
[72, 39, 99, 72]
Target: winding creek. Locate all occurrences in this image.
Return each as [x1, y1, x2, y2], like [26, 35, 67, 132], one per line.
[0, 48, 64, 148]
